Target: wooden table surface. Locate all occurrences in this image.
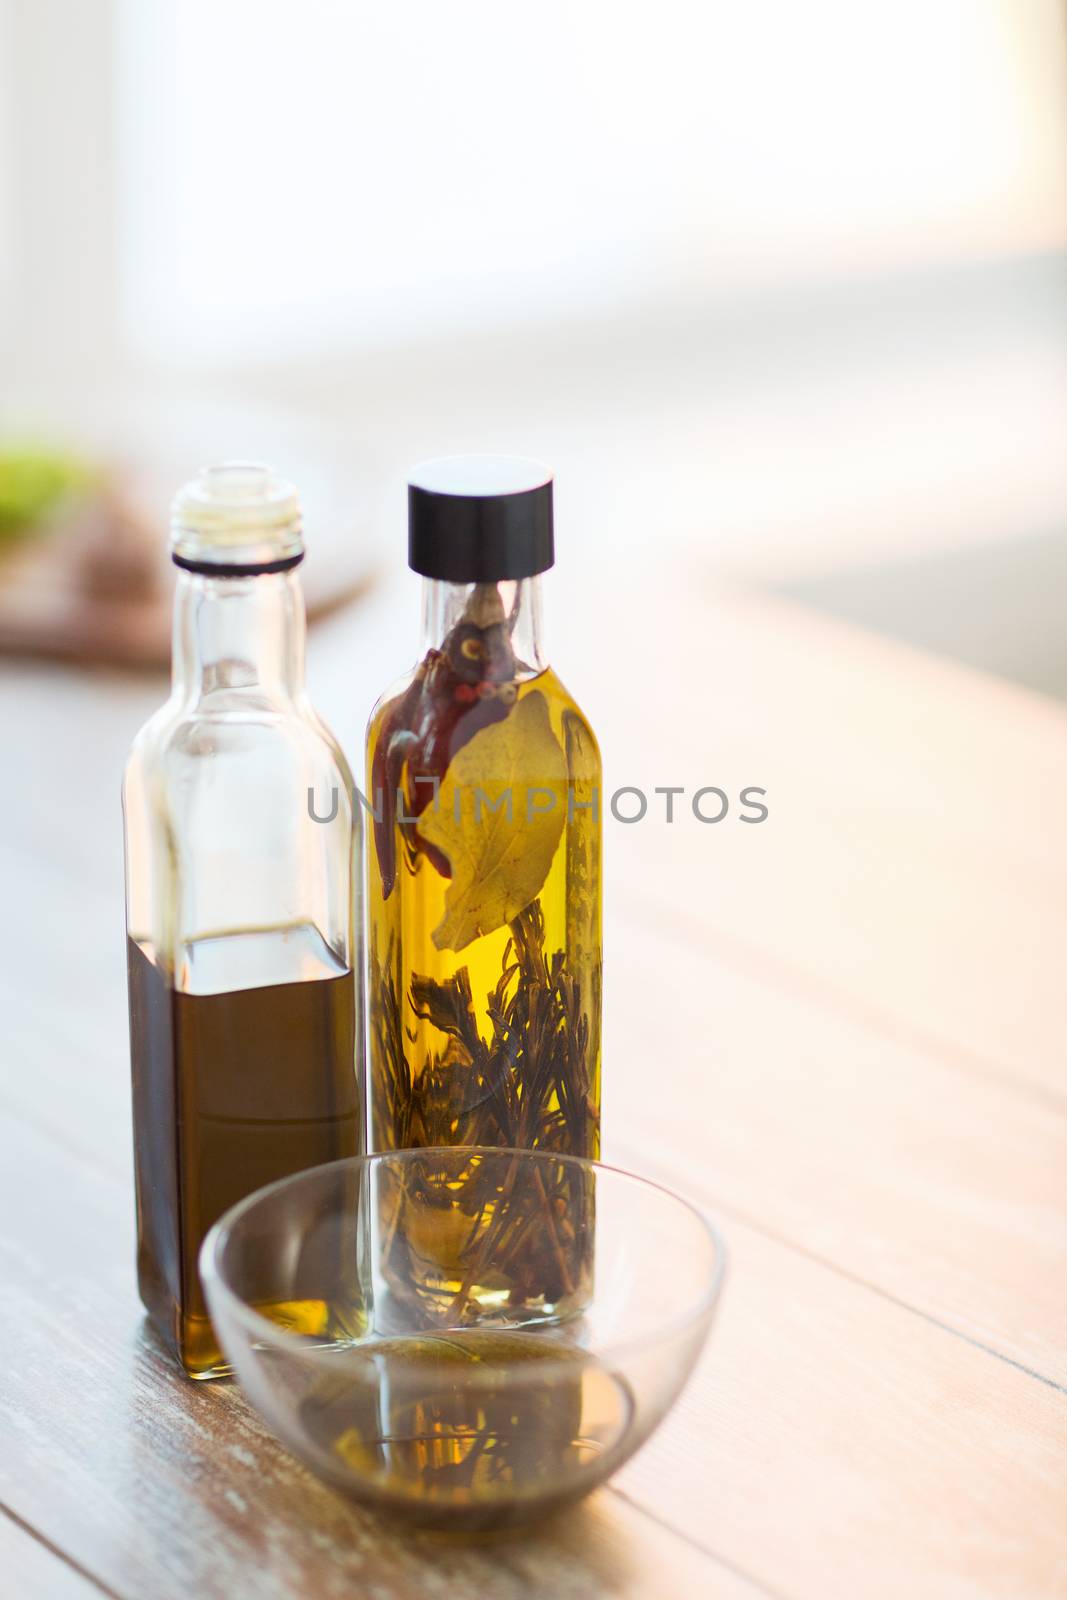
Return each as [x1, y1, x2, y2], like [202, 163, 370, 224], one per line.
[1, 554, 1065, 1600]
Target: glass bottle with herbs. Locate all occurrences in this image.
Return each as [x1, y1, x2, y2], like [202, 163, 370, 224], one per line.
[123, 464, 363, 1378]
[366, 457, 601, 1323]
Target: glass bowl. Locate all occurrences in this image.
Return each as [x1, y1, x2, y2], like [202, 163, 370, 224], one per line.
[200, 1148, 725, 1532]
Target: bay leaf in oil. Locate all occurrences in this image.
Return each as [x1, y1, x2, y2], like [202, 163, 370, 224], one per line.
[417, 690, 566, 952]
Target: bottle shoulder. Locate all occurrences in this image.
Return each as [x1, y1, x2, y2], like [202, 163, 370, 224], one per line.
[125, 692, 353, 791]
[366, 659, 600, 779]
[366, 666, 417, 742]
[523, 667, 601, 765]
[299, 697, 356, 792]
[124, 695, 182, 777]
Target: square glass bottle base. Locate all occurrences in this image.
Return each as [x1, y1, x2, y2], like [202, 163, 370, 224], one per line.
[127, 928, 362, 1381]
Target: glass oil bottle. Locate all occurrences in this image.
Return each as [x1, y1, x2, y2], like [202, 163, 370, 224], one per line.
[123, 465, 364, 1378]
[365, 456, 601, 1323]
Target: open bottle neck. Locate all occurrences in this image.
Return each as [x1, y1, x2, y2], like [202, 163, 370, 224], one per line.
[419, 576, 547, 679]
[171, 568, 307, 705]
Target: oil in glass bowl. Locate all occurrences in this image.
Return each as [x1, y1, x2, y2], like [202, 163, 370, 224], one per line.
[201, 1149, 725, 1532]
[295, 1329, 633, 1530]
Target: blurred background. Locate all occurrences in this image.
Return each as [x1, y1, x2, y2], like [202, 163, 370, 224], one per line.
[2, 0, 1067, 694]
[3, 9, 1065, 1591]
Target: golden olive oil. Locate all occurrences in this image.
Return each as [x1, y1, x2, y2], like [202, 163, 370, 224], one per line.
[367, 667, 601, 1314]
[367, 459, 602, 1319]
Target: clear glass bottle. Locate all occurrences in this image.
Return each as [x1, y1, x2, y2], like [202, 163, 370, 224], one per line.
[123, 464, 363, 1378]
[366, 456, 601, 1322]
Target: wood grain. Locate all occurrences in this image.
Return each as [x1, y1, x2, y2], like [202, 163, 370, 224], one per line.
[0, 1510, 110, 1600]
[570, 571, 1067, 1107]
[6, 1066, 1066, 1600]
[0, 1114, 759, 1600]
[610, 1219, 1067, 1600]
[604, 902, 1067, 1389]
[3, 819, 1064, 1401]
[1, 567, 1064, 1598]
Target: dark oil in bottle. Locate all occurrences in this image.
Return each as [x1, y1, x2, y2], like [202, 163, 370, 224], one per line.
[127, 923, 360, 1377]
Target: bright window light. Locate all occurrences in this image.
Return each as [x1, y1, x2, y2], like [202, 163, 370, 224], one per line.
[116, 0, 1067, 361]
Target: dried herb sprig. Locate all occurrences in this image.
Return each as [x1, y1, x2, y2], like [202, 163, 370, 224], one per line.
[370, 902, 599, 1321]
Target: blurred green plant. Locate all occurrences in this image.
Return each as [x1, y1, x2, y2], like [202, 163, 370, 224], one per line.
[0, 448, 95, 538]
